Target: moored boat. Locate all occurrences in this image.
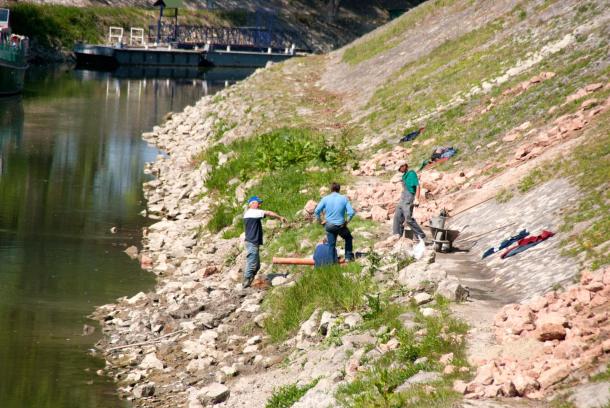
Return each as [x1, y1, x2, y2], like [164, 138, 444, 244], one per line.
[0, 8, 29, 96]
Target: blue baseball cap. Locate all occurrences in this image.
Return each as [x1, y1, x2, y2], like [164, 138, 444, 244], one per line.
[248, 196, 263, 204]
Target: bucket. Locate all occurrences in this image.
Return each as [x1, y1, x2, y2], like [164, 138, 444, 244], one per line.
[430, 216, 447, 229]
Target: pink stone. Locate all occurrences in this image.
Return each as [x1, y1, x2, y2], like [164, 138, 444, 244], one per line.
[439, 352, 454, 365]
[538, 362, 570, 389]
[453, 380, 468, 394]
[512, 373, 539, 396]
[585, 83, 604, 92]
[473, 362, 495, 385]
[370, 206, 387, 222]
[303, 199, 317, 214]
[536, 324, 566, 341]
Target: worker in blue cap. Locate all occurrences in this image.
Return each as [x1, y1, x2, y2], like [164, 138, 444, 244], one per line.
[242, 196, 287, 288]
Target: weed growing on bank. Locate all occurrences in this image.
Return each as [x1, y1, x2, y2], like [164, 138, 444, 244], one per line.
[336, 296, 470, 407]
[195, 127, 354, 233]
[265, 378, 320, 408]
[263, 263, 371, 342]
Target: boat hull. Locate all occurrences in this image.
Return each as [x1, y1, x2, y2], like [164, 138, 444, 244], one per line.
[202, 50, 295, 68]
[0, 60, 27, 96]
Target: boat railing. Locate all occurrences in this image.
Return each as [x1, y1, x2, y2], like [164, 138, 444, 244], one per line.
[108, 26, 124, 45]
[147, 23, 309, 50]
[130, 28, 145, 46]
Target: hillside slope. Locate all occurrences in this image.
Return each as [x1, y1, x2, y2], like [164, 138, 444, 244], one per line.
[93, 0, 609, 407]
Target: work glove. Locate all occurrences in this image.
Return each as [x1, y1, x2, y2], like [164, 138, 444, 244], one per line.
[413, 199, 420, 207]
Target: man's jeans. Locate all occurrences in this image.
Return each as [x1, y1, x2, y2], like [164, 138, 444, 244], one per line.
[392, 192, 426, 239]
[244, 241, 260, 279]
[325, 223, 354, 260]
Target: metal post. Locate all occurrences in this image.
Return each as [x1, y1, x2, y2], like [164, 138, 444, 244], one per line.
[157, 5, 164, 44]
[174, 8, 178, 42]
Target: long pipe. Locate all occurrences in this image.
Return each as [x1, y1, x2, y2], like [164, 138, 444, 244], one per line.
[272, 257, 346, 265]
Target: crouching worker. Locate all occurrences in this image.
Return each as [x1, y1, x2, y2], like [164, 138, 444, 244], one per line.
[243, 196, 287, 288]
[314, 182, 356, 261]
[313, 237, 338, 268]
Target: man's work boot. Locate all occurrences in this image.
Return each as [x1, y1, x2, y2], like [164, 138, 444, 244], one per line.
[242, 276, 254, 288]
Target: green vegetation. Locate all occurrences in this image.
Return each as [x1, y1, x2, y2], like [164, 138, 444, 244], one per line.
[263, 263, 371, 342]
[369, 17, 609, 171]
[342, 0, 464, 65]
[336, 296, 469, 407]
[8, 3, 244, 48]
[591, 364, 610, 382]
[495, 188, 513, 203]
[266, 378, 320, 408]
[194, 127, 354, 233]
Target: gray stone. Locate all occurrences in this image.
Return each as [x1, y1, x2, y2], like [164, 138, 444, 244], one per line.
[568, 382, 610, 408]
[340, 333, 376, 347]
[398, 264, 447, 290]
[420, 308, 441, 318]
[318, 311, 335, 336]
[299, 309, 321, 338]
[133, 382, 155, 398]
[413, 292, 433, 305]
[398, 313, 419, 331]
[139, 353, 164, 370]
[394, 371, 441, 393]
[271, 276, 288, 286]
[435, 277, 469, 302]
[343, 313, 363, 329]
[197, 382, 230, 404]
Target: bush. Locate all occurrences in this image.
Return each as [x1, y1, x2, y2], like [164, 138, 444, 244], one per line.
[266, 379, 319, 408]
[263, 263, 370, 342]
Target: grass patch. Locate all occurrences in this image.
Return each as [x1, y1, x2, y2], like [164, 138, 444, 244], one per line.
[342, 0, 464, 65]
[495, 188, 514, 203]
[197, 127, 354, 233]
[336, 296, 469, 407]
[265, 378, 320, 408]
[263, 263, 371, 342]
[591, 365, 610, 382]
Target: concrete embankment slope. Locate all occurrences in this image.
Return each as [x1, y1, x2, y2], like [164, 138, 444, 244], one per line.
[93, 0, 609, 407]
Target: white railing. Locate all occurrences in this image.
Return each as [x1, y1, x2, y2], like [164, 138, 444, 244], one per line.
[108, 27, 124, 45]
[130, 27, 145, 46]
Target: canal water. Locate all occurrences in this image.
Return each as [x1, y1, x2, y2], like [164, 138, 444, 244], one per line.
[0, 66, 252, 408]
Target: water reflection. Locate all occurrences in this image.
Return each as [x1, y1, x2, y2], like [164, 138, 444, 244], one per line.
[0, 66, 252, 407]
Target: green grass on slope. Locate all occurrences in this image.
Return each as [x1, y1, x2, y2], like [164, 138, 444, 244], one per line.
[363, 0, 605, 134]
[266, 378, 320, 408]
[263, 263, 371, 342]
[370, 12, 608, 171]
[342, 0, 466, 65]
[194, 127, 354, 233]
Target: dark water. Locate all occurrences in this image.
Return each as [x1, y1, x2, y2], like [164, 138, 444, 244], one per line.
[0, 66, 252, 408]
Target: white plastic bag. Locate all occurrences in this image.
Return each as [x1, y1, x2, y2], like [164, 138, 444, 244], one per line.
[411, 239, 426, 260]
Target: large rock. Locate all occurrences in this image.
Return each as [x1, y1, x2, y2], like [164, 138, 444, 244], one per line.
[538, 362, 570, 389]
[197, 383, 230, 405]
[133, 383, 155, 398]
[394, 371, 441, 393]
[371, 205, 388, 222]
[139, 353, 164, 371]
[435, 277, 469, 302]
[398, 263, 447, 290]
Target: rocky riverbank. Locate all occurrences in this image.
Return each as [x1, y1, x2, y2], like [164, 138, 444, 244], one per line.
[91, 0, 610, 407]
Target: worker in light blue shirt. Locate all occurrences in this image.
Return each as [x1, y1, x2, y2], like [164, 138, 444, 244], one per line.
[314, 182, 356, 261]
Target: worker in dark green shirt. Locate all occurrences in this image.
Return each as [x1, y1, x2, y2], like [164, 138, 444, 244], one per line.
[393, 162, 426, 241]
